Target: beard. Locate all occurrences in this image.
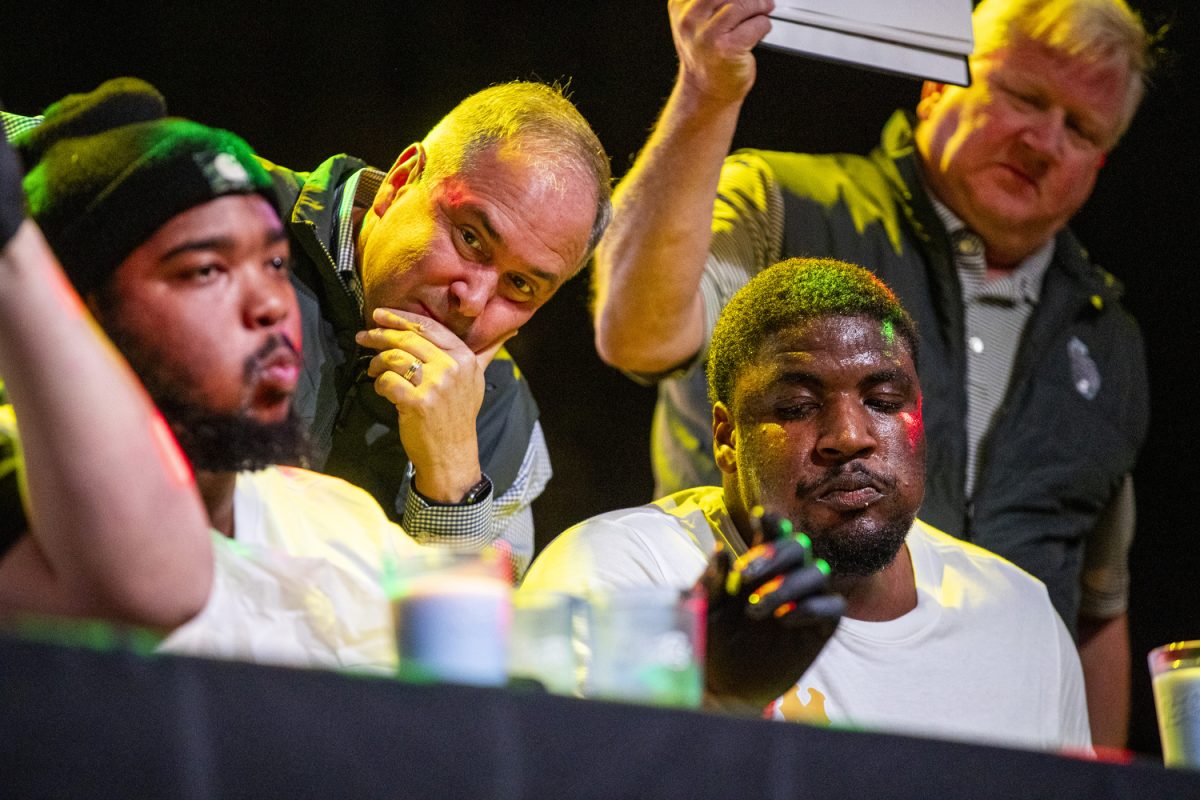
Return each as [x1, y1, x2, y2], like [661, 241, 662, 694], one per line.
[100, 310, 309, 473]
[797, 462, 915, 578]
[808, 512, 913, 578]
[150, 389, 309, 473]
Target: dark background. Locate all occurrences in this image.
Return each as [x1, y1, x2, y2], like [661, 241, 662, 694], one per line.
[3, 0, 1197, 757]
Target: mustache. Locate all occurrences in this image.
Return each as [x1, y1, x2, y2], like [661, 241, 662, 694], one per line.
[243, 333, 301, 381]
[795, 461, 896, 498]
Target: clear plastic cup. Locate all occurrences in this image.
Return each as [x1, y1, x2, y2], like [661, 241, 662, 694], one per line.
[1148, 640, 1200, 768]
[508, 591, 578, 695]
[585, 587, 705, 708]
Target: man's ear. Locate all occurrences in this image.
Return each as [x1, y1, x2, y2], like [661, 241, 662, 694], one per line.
[713, 402, 738, 475]
[372, 142, 426, 217]
[916, 81, 947, 121]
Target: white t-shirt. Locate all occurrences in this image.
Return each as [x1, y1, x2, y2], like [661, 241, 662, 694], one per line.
[160, 466, 421, 673]
[522, 487, 1091, 752]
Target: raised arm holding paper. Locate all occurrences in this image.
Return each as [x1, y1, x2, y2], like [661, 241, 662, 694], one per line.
[593, 0, 1156, 747]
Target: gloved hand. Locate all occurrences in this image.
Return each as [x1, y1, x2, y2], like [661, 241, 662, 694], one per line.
[1, 120, 27, 250]
[698, 511, 844, 712]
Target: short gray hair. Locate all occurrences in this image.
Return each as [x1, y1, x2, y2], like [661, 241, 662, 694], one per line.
[421, 81, 612, 266]
[972, 0, 1156, 138]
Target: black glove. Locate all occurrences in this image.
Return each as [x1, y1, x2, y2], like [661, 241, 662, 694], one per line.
[1, 120, 27, 250]
[699, 512, 844, 712]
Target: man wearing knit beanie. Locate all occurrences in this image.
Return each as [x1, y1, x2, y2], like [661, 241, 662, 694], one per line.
[14, 78, 310, 473]
[0, 79, 424, 670]
[3, 79, 612, 578]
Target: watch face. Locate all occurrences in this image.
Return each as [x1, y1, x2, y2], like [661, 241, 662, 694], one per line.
[464, 476, 492, 504]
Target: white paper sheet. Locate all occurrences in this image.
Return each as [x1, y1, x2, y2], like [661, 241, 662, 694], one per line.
[762, 0, 974, 85]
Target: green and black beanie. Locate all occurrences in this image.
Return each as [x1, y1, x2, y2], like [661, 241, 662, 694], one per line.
[14, 77, 274, 294]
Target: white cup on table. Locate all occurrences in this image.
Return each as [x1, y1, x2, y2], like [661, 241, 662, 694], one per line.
[388, 549, 512, 688]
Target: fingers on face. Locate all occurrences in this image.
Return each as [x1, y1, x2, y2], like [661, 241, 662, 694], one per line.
[371, 307, 464, 351]
[367, 347, 427, 381]
[475, 331, 517, 366]
[357, 326, 437, 357]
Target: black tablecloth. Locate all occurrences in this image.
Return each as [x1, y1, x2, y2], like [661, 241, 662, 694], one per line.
[2, 635, 1197, 799]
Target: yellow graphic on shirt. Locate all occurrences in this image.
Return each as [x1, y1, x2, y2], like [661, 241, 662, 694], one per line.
[778, 685, 831, 726]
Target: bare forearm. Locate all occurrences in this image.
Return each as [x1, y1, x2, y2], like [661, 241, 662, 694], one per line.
[594, 80, 744, 373]
[0, 223, 211, 628]
[409, 436, 483, 504]
[1078, 612, 1130, 748]
[593, 0, 773, 373]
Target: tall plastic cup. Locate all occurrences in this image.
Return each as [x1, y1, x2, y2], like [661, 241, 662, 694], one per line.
[508, 591, 578, 695]
[586, 587, 705, 708]
[1149, 640, 1200, 769]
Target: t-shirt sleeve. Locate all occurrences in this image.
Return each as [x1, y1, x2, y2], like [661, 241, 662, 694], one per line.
[521, 520, 638, 597]
[700, 152, 786, 349]
[1054, 608, 1094, 752]
[521, 515, 697, 597]
[1078, 473, 1134, 619]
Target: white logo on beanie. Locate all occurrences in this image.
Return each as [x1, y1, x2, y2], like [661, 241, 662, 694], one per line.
[194, 150, 252, 194]
[211, 152, 249, 184]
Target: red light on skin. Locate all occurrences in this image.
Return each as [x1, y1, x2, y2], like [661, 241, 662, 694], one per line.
[899, 398, 924, 452]
[149, 411, 195, 488]
[441, 179, 468, 207]
[490, 540, 515, 585]
[47, 263, 87, 319]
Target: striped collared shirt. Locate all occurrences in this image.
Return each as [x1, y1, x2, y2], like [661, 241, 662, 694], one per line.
[928, 196, 1054, 498]
[1, 111, 43, 143]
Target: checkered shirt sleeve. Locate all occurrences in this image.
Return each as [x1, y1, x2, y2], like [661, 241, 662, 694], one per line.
[2, 112, 43, 143]
[401, 421, 551, 580]
[1079, 473, 1135, 618]
[699, 153, 785, 351]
